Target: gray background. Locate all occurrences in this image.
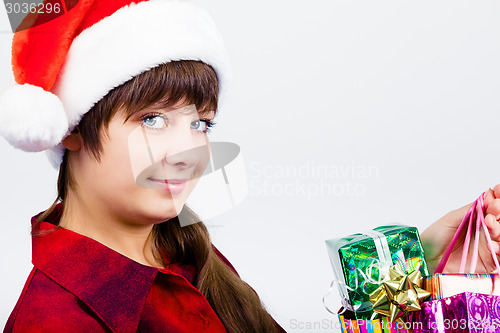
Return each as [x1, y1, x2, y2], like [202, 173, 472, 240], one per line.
[1, 1, 499, 332]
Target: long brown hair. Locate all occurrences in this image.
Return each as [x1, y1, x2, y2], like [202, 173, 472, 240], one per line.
[33, 61, 280, 333]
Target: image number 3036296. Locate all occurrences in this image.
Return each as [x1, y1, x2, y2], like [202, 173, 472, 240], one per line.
[3, 0, 79, 32]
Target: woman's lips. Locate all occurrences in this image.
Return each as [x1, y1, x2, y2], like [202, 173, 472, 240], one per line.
[147, 178, 187, 194]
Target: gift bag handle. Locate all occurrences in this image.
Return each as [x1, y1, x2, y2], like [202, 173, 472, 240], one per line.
[458, 199, 476, 273]
[434, 198, 476, 273]
[474, 195, 500, 273]
[435, 193, 500, 274]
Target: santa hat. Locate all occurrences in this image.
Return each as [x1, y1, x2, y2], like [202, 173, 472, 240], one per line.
[0, 0, 231, 168]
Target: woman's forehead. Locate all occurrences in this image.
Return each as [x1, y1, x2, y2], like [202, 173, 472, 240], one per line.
[157, 103, 214, 117]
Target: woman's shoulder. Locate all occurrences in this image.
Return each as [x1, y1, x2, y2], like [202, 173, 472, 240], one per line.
[4, 267, 109, 333]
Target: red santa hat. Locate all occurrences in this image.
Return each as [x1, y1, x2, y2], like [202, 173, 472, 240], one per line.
[0, 0, 231, 168]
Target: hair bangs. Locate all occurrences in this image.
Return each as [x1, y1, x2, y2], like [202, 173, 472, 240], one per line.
[123, 61, 219, 120]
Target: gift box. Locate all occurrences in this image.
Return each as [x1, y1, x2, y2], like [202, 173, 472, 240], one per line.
[325, 225, 429, 319]
[409, 292, 500, 333]
[425, 274, 500, 300]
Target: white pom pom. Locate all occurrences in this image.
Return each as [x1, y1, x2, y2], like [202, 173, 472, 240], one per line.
[0, 84, 68, 152]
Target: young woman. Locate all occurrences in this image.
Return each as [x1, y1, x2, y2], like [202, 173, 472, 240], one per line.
[0, 1, 499, 332]
[0, 0, 285, 332]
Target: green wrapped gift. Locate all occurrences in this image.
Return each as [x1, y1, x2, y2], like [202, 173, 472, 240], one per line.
[325, 225, 429, 320]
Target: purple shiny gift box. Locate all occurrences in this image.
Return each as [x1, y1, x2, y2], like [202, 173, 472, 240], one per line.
[410, 292, 500, 333]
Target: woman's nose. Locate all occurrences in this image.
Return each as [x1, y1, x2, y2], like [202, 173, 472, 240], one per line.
[163, 127, 209, 170]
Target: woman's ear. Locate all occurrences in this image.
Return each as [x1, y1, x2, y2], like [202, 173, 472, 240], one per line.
[62, 126, 83, 151]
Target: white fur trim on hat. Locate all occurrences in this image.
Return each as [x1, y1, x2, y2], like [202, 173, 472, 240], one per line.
[0, 84, 68, 152]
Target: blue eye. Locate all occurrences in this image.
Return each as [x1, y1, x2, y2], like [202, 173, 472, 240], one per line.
[191, 119, 216, 134]
[140, 113, 215, 133]
[142, 114, 167, 130]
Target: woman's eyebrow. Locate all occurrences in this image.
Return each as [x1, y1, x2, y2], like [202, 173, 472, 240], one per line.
[197, 109, 216, 117]
[175, 105, 214, 116]
[173, 105, 215, 118]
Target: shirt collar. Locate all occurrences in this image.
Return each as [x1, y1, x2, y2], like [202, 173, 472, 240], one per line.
[31, 203, 197, 333]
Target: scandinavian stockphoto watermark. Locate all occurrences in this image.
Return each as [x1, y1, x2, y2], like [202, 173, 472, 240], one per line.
[3, 0, 78, 32]
[249, 161, 379, 199]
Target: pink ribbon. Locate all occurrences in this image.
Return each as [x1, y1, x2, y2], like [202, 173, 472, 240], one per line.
[435, 193, 500, 275]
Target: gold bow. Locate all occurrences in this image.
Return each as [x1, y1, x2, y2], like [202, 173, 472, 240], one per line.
[369, 264, 430, 324]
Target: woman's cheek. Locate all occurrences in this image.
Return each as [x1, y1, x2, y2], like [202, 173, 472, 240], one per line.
[128, 126, 159, 179]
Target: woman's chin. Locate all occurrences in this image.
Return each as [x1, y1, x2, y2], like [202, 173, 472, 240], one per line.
[140, 198, 185, 222]
[125, 187, 189, 223]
